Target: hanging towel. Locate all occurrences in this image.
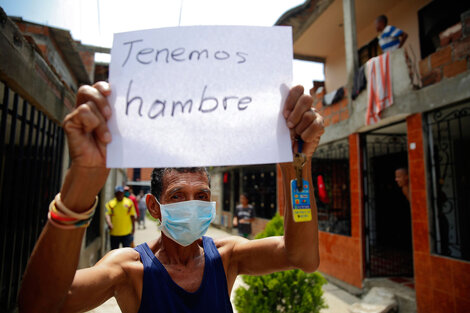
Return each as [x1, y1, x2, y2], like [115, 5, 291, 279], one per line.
[366, 52, 393, 125]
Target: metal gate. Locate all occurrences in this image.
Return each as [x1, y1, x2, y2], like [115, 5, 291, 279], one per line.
[0, 81, 64, 311]
[426, 102, 470, 261]
[312, 139, 351, 236]
[362, 131, 414, 277]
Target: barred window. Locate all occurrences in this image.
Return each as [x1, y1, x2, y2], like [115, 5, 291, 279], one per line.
[241, 165, 277, 219]
[426, 102, 470, 261]
[311, 139, 351, 236]
[221, 165, 277, 219]
[133, 168, 141, 181]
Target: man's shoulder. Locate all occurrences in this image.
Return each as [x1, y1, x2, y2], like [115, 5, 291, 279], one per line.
[107, 198, 118, 206]
[123, 197, 134, 205]
[98, 247, 141, 269]
[213, 235, 244, 251]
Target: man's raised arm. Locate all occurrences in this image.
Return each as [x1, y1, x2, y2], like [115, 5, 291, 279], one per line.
[18, 82, 113, 312]
[227, 85, 324, 277]
[280, 85, 323, 272]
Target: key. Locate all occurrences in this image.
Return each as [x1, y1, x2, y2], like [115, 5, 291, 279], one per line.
[294, 153, 307, 191]
[293, 138, 307, 191]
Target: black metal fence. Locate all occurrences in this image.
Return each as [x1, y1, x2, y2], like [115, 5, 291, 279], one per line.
[362, 131, 413, 277]
[222, 164, 277, 219]
[311, 139, 351, 236]
[0, 81, 64, 311]
[426, 102, 470, 261]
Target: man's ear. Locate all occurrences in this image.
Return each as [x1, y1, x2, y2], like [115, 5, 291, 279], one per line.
[146, 194, 161, 221]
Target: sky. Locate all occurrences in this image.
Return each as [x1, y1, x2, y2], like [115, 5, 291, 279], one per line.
[0, 0, 324, 88]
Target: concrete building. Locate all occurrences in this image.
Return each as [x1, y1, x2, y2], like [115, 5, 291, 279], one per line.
[272, 0, 470, 312]
[0, 11, 119, 312]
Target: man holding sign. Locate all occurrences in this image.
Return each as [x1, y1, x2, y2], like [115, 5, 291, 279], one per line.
[18, 27, 324, 313]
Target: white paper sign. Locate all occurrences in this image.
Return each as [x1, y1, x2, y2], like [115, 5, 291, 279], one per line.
[107, 26, 293, 168]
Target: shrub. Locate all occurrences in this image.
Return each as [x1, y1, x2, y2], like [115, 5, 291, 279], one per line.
[234, 213, 327, 313]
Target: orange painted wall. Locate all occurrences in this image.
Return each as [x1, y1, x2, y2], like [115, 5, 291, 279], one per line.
[317, 133, 364, 288]
[407, 114, 470, 313]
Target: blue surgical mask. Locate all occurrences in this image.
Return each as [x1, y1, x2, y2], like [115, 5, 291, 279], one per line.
[156, 198, 216, 246]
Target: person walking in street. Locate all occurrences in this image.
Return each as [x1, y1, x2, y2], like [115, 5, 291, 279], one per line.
[18, 81, 324, 313]
[233, 194, 255, 238]
[125, 185, 140, 220]
[105, 186, 137, 249]
[137, 189, 147, 229]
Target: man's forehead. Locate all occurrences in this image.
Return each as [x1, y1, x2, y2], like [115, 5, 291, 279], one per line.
[163, 170, 210, 190]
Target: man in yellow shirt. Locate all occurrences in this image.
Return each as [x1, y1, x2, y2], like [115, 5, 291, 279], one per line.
[105, 186, 137, 249]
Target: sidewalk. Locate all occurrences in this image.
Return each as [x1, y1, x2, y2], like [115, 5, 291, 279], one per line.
[87, 220, 358, 312]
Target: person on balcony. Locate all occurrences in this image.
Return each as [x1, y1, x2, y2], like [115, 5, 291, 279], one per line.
[375, 15, 408, 53]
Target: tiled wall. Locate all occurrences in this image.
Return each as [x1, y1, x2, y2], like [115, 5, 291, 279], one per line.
[317, 134, 364, 288]
[407, 113, 470, 313]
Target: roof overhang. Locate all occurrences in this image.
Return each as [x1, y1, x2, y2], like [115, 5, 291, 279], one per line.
[276, 0, 412, 60]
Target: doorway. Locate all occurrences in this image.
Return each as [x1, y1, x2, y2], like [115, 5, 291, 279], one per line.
[362, 123, 414, 277]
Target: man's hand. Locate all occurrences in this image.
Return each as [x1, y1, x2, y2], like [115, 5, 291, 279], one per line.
[60, 82, 112, 212]
[283, 85, 324, 158]
[63, 82, 112, 168]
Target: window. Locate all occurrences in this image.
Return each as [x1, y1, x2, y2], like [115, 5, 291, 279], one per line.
[311, 139, 351, 236]
[222, 171, 239, 212]
[358, 38, 380, 66]
[241, 165, 277, 219]
[418, 2, 470, 59]
[221, 165, 277, 219]
[426, 102, 470, 261]
[133, 168, 141, 181]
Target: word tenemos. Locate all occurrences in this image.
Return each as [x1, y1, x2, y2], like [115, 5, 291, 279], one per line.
[121, 39, 248, 67]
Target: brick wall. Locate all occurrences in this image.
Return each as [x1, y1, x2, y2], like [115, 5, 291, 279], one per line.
[311, 87, 349, 127]
[78, 50, 95, 82]
[251, 218, 269, 236]
[127, 168, 153, 182]
[407, 113, 470, 313]
[419, 17, 470, 87]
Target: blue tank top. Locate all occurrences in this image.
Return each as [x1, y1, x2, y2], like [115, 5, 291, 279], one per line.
[135, 236, 233, 313]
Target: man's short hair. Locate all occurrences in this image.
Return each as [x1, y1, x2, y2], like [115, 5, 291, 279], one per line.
[376, 15, 388, 26]
[396, 167, 408, 174]
[151, 168, 211, 201]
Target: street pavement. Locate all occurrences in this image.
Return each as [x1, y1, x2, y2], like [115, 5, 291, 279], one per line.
[86, 217, 357, 312]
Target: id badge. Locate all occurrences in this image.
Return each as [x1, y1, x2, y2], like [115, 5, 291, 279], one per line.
[290, 179, 312, 222]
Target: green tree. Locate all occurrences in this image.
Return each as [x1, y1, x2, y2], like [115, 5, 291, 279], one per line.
[234, 213, 327, 313]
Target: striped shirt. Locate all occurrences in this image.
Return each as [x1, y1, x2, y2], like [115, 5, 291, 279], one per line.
[378, 25, 403, 52]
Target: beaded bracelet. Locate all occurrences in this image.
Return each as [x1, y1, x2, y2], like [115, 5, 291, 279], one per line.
[48, 194, 98, 229]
